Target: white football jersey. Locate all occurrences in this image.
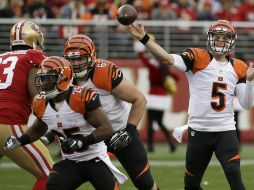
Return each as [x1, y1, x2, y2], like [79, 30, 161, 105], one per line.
[32, 86, 107, 161]
[180, 48, 247, 132]
[81, 59, 130, 132]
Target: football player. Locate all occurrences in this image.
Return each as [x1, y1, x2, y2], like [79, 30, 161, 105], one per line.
[4, 56, 127, 190]
[0, 20, 53, 190]
[62, 34, 159, 190]
[128, 20, 254, 190]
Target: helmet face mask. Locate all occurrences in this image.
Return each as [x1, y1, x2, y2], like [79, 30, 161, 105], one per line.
[10, 20, 44, 51]
[64, 34, 96, 79]
[67, 55, 93, 79]
[207, 20, 237, 54]
[35, 70, 59, 99]
[35, 56, 73, 99]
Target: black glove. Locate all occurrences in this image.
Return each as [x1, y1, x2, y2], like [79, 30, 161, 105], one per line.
[60, 137, 83, 152]
[108, 123, 136, 151]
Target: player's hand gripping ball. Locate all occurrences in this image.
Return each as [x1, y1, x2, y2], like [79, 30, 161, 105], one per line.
[117, 4, 137, 25]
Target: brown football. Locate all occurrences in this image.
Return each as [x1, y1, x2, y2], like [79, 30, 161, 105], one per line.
[117, 4, 137, 25]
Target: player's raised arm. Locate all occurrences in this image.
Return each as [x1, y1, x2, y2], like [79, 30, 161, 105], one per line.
[128, 23, 174, 66]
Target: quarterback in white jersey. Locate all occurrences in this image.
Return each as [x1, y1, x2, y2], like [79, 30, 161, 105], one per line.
[128, 20, 254, 190]
[63, 34, 159, 190]
[4, 56, 127, 190]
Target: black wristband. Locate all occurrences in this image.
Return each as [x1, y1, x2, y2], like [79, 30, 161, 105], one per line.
[126, 123, 137, 136]
[79, 134, 96, 147]
[45, 131, 55, 143]
[139, 34, 150, 45]
[18, 134, 31, 146]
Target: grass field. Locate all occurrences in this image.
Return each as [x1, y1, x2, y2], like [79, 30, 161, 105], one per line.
[0, 143, 253, 190]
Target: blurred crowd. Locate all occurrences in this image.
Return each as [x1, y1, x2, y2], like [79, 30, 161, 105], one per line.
[1, 0, 254, 22]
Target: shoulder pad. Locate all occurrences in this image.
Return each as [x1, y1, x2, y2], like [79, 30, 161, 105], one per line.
[32, 95, 47, 118]
[232, 58, 248, 80]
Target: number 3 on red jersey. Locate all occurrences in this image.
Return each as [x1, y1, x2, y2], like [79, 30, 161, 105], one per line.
[0, 56, 18, 89]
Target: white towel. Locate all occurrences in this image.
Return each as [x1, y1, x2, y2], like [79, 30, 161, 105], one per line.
[98, 153, 128, 184]
[172, 125, 188, 143]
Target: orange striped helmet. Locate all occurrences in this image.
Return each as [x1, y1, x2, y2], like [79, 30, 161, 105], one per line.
[63, 34, 96, 79]
[207, 20, 237, 54]
[10, 20, 44, 50]
[35, 56, 73, 99]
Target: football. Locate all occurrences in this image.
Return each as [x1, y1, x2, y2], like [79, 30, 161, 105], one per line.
[117, 4, 137, 25]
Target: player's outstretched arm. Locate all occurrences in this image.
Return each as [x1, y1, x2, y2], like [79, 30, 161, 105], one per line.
[128, 23, 175, 66]
[4, 118, 48, 150]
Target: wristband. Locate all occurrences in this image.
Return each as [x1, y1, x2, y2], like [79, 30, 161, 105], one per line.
[126, 123, 137, 136]
[79, 134, 96, 147]
[18, 134, 31, 146]
[45, 131, 55, 143]
[139, 34, 150, 45]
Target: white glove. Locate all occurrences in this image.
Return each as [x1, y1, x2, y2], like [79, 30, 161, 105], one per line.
[4, 136, 21, 150]
[172, 125, 188, 143]
[40, 136, 51, 146]
[40, 131, 55, 146]
[133, 41, 145, 53]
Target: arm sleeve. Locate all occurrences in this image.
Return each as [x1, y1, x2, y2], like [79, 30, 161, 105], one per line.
[111, 65, 123, 89]
[85, 90, 102, 112]
[235, 81, 254, 109]
[171, 54, 187, 72]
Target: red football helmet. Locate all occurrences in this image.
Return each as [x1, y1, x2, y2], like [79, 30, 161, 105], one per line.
[207, 20, 237, 54]
[35, 56, 73, 99]
[63, 34, 96, 79]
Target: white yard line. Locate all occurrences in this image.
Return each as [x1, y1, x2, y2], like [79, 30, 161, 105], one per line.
[1, 160, 254, 168]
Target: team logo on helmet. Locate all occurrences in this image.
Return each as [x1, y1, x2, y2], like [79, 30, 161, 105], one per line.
[10, 20, 44, 50]
[35, 56, 73, 99]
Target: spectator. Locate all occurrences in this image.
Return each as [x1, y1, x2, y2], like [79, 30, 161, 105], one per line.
[45, 0, 69, 18]
[238, 0, 254, 21]
[60, 0, 92, 20]
[90, 0, 110, 20]
[133, 0, 150, 20]
[151, 0, 177, 20]
[0, 0, 26, 18]
[216, 0, 241, 21]
[26, 0, 55, 19]
[196, 0, 217, 21]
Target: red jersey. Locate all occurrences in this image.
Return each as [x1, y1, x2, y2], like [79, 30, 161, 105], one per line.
[138, 52, 178, 95]
[0, 49, 46, 125]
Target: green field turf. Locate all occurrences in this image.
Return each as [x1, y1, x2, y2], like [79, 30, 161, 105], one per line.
[0, 143, 253, 190]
